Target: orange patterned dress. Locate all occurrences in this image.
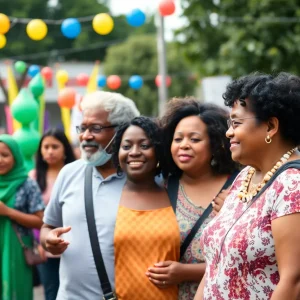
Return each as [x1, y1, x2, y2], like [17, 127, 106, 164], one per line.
[114, 205, 180, 300]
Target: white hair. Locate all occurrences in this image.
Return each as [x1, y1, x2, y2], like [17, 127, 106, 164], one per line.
[81, 91, 140, 125]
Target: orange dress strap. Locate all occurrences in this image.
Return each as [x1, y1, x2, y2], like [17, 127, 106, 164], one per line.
[114, 205, 180, 300]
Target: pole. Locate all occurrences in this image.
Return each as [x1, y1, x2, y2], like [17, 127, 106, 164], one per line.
[157, 14, 168, 117]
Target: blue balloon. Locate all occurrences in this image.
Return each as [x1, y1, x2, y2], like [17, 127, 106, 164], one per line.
[129, 75, 143, 90]
[28, 65, 40, 78]
[61, 18, 81, 39]
[126, 9, 146, 27]
[97, 75, 107, 88]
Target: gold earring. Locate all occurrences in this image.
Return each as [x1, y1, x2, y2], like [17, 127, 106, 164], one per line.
[265, 135, 272, 144]
[156, 162, 160, 168]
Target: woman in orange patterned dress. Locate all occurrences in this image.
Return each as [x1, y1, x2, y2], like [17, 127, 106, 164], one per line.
[112, 116, 180, 300]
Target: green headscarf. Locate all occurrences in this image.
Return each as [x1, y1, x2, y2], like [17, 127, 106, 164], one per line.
[0, 134, 32, 300]
[0, 134, 28, 206]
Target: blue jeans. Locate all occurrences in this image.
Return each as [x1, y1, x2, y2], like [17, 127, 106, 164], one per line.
[37, 258, 60, 300]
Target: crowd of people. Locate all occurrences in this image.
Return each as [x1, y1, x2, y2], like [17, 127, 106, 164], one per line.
[0, 72, 300, 300]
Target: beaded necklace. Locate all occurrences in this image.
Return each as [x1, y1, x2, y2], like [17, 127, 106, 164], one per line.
[238, 147, 297, 203]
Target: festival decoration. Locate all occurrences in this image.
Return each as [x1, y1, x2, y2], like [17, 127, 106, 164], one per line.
[126, 9, 146, 27]
[97, 75, 106, 88]
[11, 88, 38, 125]
[58, 87, 76, 109]
[0, 34, 6, 49]
[93, 13, 114, 35]
[7, 65, 21, 131]
[56, 70, 69, 85]
[86, 61, 100, 93]
[29, 73, 45, 98]
[0, 13, 10, 34]
[76, 73, 89, 86]
[107, 75, 121, 90]
[14, 61, 27, 74]
[11, 88, 40, 171]
[129, 75, 143, 90]
[26, 19, 48, 41]
[41, 66, 53, 81]
[158, 0, 176, 16]
[155, 74, 172, 87]
[28, 65, 40, 77]
[61, 18, 81, 39]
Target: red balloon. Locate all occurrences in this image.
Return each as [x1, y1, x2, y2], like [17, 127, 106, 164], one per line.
[76, 73, 89, 86]
[107, 75, 121, 90]
[58, 87, 76, 108]
[41, 67, 53, 81]
[155, 75, 172, 87]
[159, 0, 176, 16]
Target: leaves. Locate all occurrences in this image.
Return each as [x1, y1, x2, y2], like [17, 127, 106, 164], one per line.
[177, 0, 300, 77]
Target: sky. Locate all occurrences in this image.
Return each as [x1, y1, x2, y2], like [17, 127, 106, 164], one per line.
[108, 0, 186, 41]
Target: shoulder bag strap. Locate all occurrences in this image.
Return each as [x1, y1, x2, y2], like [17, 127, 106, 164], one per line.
[167, 175, 180, 213]
[12, 223, 27, 249]
[84, 166, 116, 300]
[180, 171, 239, 259]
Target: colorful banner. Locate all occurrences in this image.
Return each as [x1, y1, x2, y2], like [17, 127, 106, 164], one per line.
[7, 65, 21, 131]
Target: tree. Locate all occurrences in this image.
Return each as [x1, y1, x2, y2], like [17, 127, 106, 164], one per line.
[177, 0, 300, 78]
[104, 34, 196, 116]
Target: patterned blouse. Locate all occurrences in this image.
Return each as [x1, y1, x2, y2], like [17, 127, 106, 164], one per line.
[14, 177, 45, 236]
[200, 167, 300, 300]
[176, 183, 215, 300]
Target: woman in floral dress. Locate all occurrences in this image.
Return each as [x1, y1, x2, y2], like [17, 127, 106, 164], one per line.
[196, 73, 300, 300]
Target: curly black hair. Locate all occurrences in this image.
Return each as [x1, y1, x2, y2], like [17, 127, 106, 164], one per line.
[161, 98, 239, 178]
[223, 72, 300, 146]
[36, 128, 76, 192]
[112, 116, 163, 176]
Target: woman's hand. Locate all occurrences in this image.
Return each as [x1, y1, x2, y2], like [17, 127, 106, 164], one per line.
[146, 261, 183, 288]
[212, 188, 229, 215]
[0, 201, 11, 216]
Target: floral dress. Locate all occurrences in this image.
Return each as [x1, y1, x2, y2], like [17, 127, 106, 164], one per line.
[200, 167, 300, 300]
[176, 183, 215, 300]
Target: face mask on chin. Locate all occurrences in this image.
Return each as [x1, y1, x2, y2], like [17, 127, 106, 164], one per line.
[81, 134, 116, 167]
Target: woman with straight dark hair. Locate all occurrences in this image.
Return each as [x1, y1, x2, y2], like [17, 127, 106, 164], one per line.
[30, 128, 75, 300]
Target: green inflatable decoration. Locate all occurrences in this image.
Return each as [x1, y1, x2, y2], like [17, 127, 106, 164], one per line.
[29, 73, 44, 98]
[11, 88, 40, 171]
[11, 88, 38, 125]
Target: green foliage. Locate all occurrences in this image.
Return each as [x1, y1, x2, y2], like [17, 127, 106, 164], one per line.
[177, 0, 300, 78]
[104, 34, 196, 116]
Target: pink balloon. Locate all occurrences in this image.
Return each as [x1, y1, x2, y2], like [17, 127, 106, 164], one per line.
[41, 67, 53, 81]
[107, 75, 121, 90]
[76, 73, 89, 86]
[155, 75, 172, 87]
[158, 0, 176, 16]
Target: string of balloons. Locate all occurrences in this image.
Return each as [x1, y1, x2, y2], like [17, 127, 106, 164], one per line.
[0, 0, 176, 49]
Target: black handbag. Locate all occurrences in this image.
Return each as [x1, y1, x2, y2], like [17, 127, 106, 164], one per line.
[84, 166, 117, 300]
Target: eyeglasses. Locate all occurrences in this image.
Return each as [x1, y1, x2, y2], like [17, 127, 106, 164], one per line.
[227, 117, 256, 129]
[76, 124, 118, 134]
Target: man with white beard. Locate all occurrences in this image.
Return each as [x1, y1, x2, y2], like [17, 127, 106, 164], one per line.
[40, 91, 140, 300]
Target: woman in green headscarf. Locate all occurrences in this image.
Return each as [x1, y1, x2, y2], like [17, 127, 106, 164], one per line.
[0, 134, 45, 300]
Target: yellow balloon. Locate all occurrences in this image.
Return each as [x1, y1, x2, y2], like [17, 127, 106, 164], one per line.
[0, 34, 7, 49]
[56, 70, 69, 85]
[26, 19, 48, 41]
[0, 13, 10, 34]
[93, 13, 114, 35]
